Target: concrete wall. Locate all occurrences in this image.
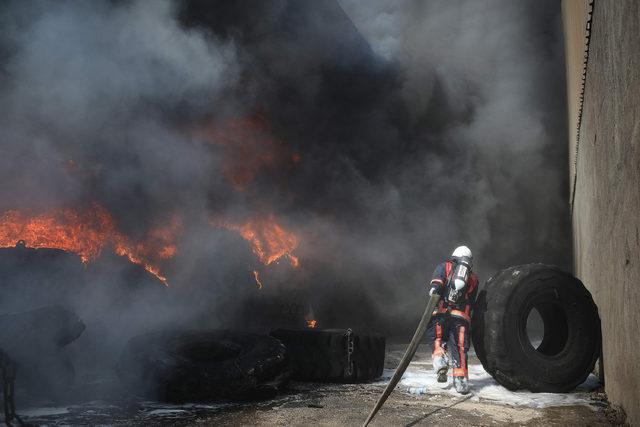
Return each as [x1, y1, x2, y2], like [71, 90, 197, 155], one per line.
[565, 1, 640, 424]
[562, 0, 591, 194]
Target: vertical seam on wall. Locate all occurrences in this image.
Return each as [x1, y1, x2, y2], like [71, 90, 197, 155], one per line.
[570, 0, 595, 215]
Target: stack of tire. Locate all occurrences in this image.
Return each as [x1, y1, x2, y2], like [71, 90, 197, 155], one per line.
[117, 328, 386, 402]
[271, 328, 385, 383]
[117, 330, 291, 402]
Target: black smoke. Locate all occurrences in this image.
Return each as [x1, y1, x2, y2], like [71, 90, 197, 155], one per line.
[0, 0, 568, 346]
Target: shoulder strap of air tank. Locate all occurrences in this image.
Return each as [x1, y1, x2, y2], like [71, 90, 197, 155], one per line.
[445, 260, 453, 276]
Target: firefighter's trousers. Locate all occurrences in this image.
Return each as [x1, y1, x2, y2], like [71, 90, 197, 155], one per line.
[426, 314, 470, 378]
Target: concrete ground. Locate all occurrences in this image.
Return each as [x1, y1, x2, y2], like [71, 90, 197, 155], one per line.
[13, 344, 620, 426]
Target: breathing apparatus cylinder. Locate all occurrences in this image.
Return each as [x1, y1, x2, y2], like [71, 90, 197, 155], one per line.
[447, 256, 472, 302]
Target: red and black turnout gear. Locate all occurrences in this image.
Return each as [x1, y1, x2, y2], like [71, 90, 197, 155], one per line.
[426, 260, 478, 379]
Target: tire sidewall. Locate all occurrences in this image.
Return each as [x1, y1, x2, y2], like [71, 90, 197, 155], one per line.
[501, 267, 600, 392]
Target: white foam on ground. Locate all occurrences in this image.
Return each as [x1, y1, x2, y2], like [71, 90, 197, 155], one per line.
[145, 409, 188, 416]
[379, 363, 600, 409]
[19, 407, 70, 417]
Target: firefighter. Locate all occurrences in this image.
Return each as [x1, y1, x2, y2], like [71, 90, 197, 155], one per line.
[426, 246, 478, 394]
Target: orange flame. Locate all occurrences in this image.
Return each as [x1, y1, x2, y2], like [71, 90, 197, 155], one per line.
[252, 270, 263, 290]
[0, 205, 115, 263]
[220, 215, 299, 268]
[306, 319, 318, 329]
[0, 204, 179, 284]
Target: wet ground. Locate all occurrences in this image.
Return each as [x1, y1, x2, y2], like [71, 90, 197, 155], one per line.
[11, 345, 620, 426]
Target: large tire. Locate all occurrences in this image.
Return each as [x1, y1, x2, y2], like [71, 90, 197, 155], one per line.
[472, 264, 601, 392]
[117, 330, 290, 402]
[0, 306, 84, 399]
[270, 329, 385, 383]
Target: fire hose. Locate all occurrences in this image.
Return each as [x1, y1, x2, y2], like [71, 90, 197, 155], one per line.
[363, 294, 440, 426]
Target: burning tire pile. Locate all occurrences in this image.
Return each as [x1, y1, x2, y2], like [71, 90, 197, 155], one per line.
[0, 244, 389, 409]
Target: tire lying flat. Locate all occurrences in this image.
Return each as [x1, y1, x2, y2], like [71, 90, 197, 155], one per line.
[472, 264, 601, 392]
[117, 330, 290, 402]
[271, 329, 385, 383]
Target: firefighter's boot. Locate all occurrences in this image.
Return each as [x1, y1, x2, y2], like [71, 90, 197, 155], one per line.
[432, 354, 448, 383]
[453, 376, 470, 394]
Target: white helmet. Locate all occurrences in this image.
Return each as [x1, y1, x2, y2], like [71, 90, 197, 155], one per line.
[451, 245, 472, 260]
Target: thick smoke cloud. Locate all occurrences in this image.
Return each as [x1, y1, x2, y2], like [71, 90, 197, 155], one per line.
[0, 1, 237, 223]
[185, 0, 568, 332]
[0, 0, 568, 349]
[336, 0, 570, 276]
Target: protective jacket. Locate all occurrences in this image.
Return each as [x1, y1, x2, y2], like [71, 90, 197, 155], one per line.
[429, 260, 478, 323]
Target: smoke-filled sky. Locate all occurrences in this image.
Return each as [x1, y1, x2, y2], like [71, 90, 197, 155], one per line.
[0, 0, 568, 337]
